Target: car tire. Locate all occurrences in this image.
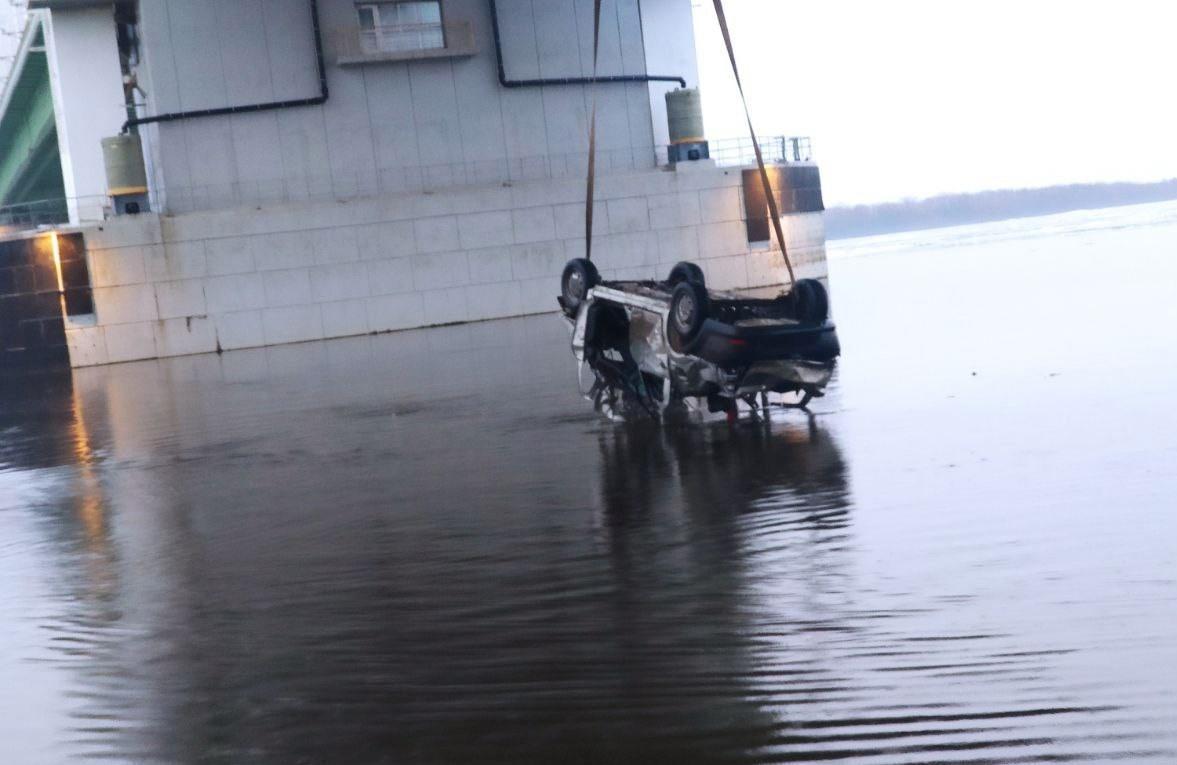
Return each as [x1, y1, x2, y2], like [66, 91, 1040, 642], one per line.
[667, 261, 706, 288]
[668, 280, 709, 352]
[790, 278, 829, 323]
[561, 258, 600, 316]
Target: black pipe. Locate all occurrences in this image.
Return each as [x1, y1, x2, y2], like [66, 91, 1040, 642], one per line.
[121, 0, 328, 133]
[488, 0, 686, 89]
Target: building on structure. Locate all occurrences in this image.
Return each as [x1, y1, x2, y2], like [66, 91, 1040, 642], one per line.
[0, 0, 827, 368]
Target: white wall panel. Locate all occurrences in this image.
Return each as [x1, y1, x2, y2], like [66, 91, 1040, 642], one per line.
[625, 82, 656, 165]
[320, 67, 379, 190]
[262, 0, 319, 100]
[571, 0, 626, 76]
[494, 0, 542, 77]
[364, 65, 421, 176]
[152, 124, 191, 204]
[216, 0, 275, 105]
[276, 108, 332, 192]
[166, 2, 228, 112]
[451, 52, 508, 170]
[617, 0, 647, 72]
[137, 0, 181, 114]
[489, 0, 547, 165]
[182, 121, 238, 197]
[408, 62, 462, 168]
[535, 0, 583, 77]
[593, 87, 633, 154]
[534, 0, 590, 167]
[134, 0, 666, 210]
[230, 113, 286, 191]
[42, 8, 127, 222]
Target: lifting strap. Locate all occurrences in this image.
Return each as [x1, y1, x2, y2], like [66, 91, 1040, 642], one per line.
[584, 0, 603, 262]
[711, 0, 796, 286]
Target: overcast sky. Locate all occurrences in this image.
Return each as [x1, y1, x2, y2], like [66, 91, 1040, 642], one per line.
[693, 0, 1177, 206]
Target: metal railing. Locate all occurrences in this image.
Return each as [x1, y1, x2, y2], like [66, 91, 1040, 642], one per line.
[705, 136, 814, 168]
[0, 136, 814, 228]
[0, 197, 71, 231]
[332, 21, 477, 64]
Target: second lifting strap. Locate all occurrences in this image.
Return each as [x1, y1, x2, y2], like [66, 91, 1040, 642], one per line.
[585, 1, 796, 285]
[584, 0, 603, 263]
[711, 0, 796, 286]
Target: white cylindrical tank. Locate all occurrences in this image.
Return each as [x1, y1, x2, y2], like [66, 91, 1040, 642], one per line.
[666, 88, 705, 145]
[101, 134, 148, 196]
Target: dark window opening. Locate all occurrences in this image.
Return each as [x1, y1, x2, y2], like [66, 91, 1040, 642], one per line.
[56, 233, 95, 317]
[743, 169, 773, 244]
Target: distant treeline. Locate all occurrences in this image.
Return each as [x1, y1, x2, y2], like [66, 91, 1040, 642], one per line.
[825, 179, 1177, 240]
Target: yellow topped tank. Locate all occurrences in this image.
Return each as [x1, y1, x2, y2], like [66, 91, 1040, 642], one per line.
[101, 134, 149, 196]
[665, 88, 705, 145]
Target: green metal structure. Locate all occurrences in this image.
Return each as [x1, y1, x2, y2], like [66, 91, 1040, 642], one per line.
[0, 25, 68, 227]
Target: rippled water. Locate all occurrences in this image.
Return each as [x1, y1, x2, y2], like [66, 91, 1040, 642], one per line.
[2, 202, 1176, 763]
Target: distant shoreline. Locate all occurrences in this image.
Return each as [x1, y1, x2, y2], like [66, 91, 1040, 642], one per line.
[825, 179, 1177, 240]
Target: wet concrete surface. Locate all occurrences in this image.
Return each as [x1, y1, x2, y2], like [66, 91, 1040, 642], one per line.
[2, 202, 1176, 763]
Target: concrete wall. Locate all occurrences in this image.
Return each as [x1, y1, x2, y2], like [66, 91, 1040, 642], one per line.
[63, 165, 827, 367]
[41, 6, 125, 223]
[133, 0, 669, 215]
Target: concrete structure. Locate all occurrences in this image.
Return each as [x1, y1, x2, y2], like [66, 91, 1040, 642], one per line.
[0, 0, 828, 368]
[0, 2, 28, 82]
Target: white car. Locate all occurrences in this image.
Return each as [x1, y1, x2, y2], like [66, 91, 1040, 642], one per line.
[559, 259, 841, 419]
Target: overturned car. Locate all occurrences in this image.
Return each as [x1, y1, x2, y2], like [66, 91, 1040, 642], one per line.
[559, 259, 841, 420]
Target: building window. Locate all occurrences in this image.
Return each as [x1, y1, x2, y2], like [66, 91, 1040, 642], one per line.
[357, 2, 445, 54]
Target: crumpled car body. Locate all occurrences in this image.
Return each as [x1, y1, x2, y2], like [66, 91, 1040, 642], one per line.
[560, 266, 840, 418]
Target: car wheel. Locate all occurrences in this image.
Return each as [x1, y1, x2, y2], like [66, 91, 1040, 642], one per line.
[561, 258, 600, 316]
[668, 281, 709, 352]
[667, 261, 705, 288]
[790, 278, 829, 323]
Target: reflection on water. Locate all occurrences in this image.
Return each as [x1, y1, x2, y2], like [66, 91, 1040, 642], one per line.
[0, 372, 121, 763]
[2, 203, 1177, 763]
[2, 342, 859, 763]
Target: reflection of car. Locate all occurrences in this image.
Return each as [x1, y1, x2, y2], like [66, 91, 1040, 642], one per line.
[559, 258, 841, 419]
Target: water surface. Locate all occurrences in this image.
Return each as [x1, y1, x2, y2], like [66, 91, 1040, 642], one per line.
[2, 202, 1176, 763]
